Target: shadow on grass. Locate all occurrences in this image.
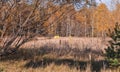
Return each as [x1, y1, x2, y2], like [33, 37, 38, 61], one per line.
[0, 43, 108, 72]
[24, 58, 108, 72]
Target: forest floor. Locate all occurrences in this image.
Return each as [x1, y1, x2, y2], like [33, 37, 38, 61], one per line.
[0, 37, 119, 72]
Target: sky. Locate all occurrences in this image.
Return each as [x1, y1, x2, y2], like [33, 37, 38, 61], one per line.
[74, 0, 113, 11]
[97, 0, 112, 5]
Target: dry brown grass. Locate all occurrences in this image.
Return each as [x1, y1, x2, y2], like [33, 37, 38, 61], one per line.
[20, 37, 111, 60]
[0, 37, 118, 72]
[0, 60, 81, 72]
[22, 37, 111, 51]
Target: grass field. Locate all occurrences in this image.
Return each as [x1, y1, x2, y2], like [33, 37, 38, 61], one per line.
[0, 37, 119, 72]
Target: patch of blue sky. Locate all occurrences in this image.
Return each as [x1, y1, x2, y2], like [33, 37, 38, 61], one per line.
[74, 0, 115, 11]
[74, 2, 85, 11]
